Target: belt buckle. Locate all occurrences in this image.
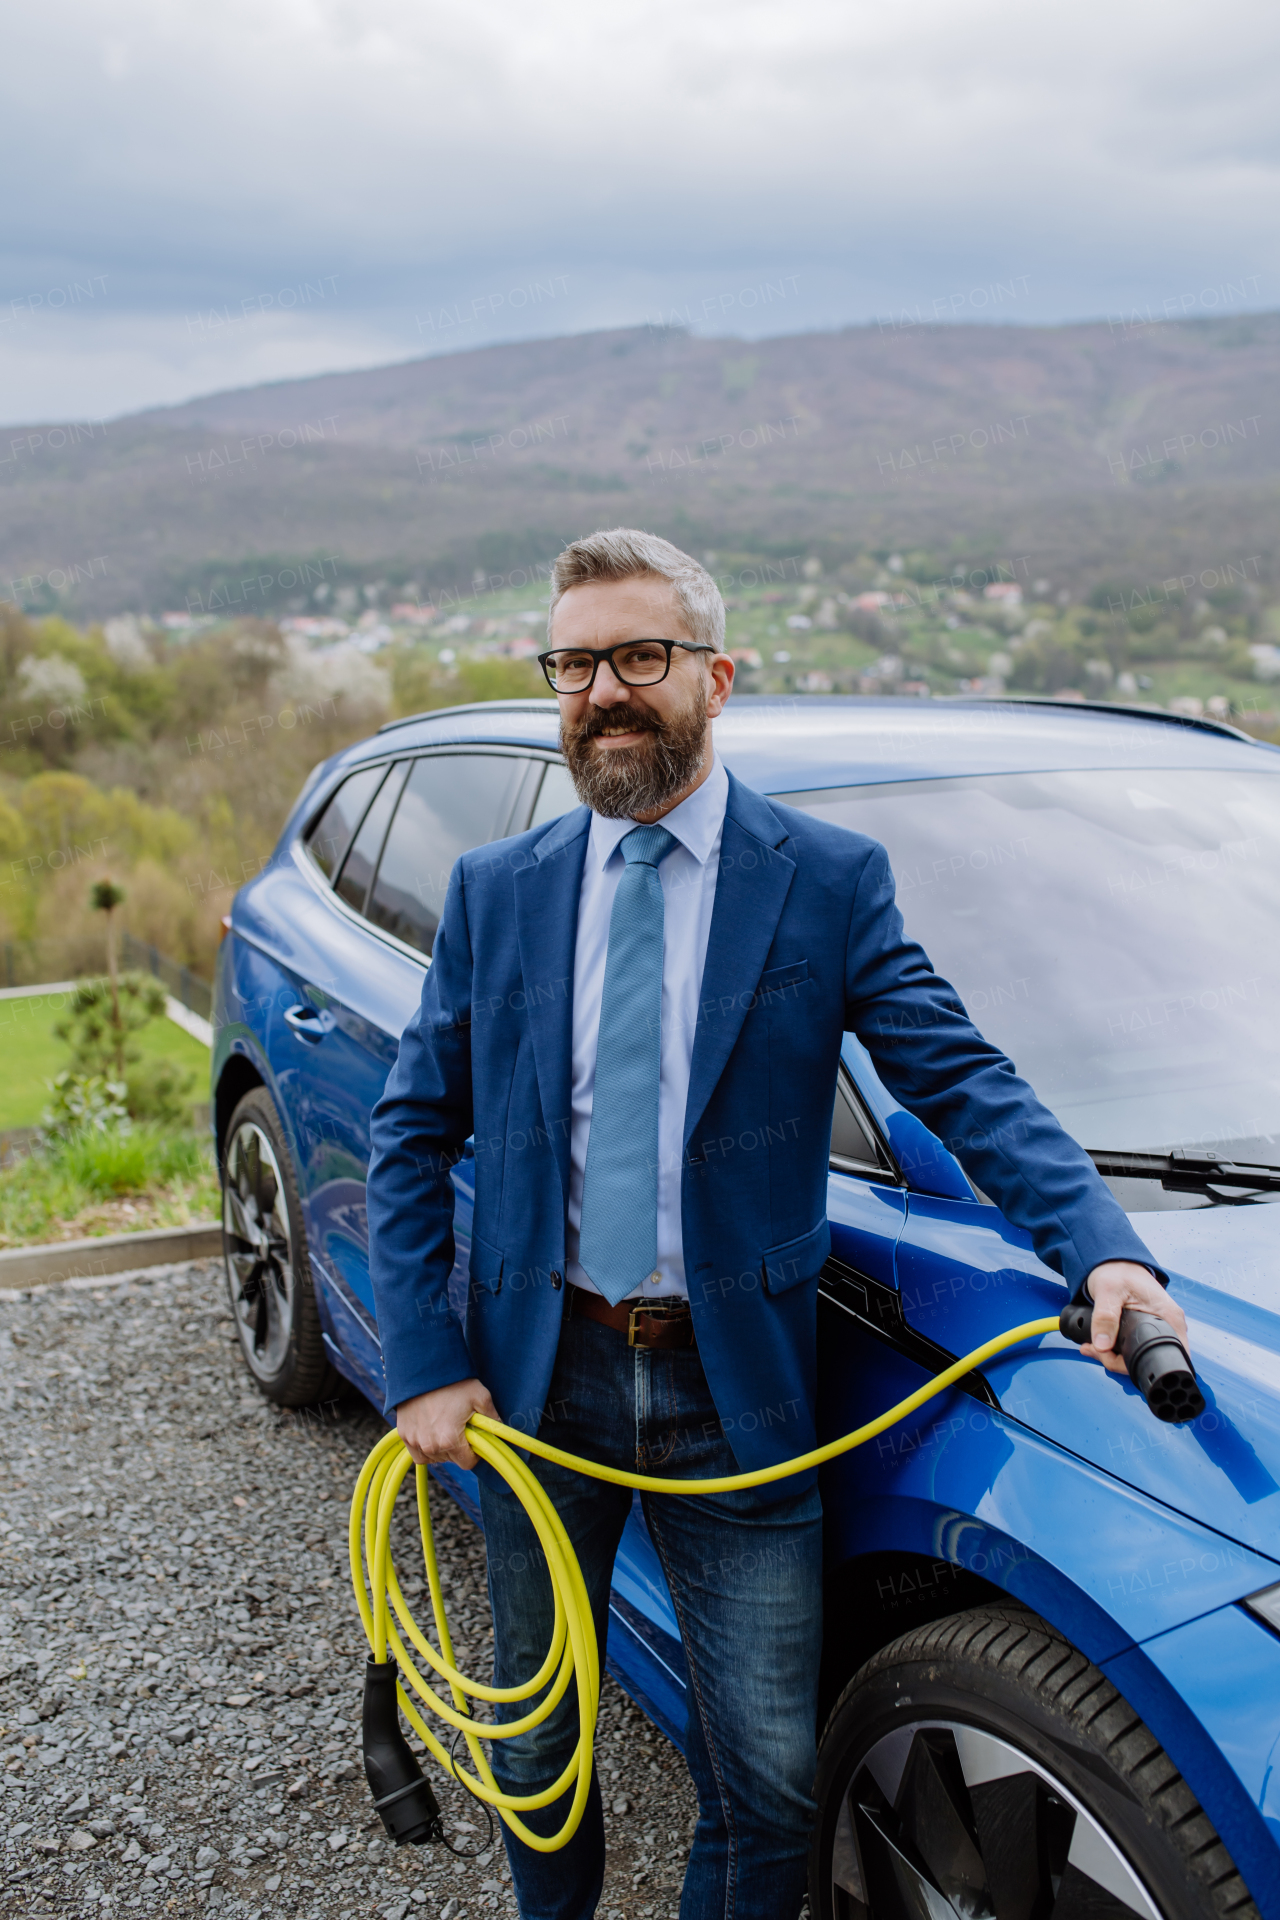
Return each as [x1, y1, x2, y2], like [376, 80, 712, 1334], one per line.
[627, 1301, 687, 1347]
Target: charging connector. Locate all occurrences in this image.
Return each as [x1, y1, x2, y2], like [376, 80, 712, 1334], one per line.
[361, 1658, 444, 1846]
[1059, 1302, 1205, 1423]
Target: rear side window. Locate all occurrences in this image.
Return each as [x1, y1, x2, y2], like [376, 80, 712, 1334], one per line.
[306, 764, 385, 879]
[335, 763, 408, 915]
[366, 754, 521, 955]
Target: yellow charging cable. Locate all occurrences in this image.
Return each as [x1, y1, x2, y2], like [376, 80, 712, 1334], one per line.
[349, 1313, 1060, 1853]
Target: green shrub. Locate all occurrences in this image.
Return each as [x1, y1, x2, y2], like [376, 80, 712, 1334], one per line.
[125, 1055, 198, 1128]
[41, 1071, 130, 1142]
[52, 972, 195, 1120]
[55, 972, 166, 1080]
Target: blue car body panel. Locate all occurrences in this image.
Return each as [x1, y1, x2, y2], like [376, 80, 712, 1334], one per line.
[213, 697, 1280, 1904]
[1105, 1606, 1280, 1920]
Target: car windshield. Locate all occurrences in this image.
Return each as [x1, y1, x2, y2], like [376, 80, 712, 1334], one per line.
[784, 768, 1280, 1162]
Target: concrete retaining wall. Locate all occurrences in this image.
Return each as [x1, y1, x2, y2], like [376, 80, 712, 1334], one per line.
[0, 1222, 223, 1290]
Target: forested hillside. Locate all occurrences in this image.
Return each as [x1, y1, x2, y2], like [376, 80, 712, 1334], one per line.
[3, 315, 1278, 620]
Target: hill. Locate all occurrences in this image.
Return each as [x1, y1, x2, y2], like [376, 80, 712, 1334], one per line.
[3, 313, 1280, 618]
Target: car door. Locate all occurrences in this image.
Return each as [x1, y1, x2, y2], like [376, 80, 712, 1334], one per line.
[814, 1034, 1127, 1651]
[814, 1032, 1057, 1667]
[270, 749, 531, 1400]
[256, 756, 411, 1394]
[815, 1049, 939, 1568]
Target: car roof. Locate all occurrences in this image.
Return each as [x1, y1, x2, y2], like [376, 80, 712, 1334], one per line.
[356, 695, 1277, 793]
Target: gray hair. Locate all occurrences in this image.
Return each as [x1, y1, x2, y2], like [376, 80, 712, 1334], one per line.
[548, 528, 726, 652]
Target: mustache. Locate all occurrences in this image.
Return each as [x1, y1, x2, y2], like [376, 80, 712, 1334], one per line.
[578, 704, 665, 741]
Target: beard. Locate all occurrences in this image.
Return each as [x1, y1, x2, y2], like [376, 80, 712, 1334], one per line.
[560, 673, 709, 818]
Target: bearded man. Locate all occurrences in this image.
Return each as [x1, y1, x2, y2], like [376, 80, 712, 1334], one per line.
[366, 529, 1174, 1920]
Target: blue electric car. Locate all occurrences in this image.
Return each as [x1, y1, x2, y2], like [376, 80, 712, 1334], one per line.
[213, 696, 1280, 1919]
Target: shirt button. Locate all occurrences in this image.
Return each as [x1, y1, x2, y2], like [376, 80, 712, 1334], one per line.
[649, 1272, 661, 1285]
[550, 1270, 562, 1290]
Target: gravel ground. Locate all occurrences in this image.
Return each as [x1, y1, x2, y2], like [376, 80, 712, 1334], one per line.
[0, 1260, 698, 1918]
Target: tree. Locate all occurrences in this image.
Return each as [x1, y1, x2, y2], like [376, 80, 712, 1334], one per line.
[55, 972, 164, 1088]
[89, 877, 126, 1027]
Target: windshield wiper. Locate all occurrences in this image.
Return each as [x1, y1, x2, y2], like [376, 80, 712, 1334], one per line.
[1089, 1148, 1280, 1200]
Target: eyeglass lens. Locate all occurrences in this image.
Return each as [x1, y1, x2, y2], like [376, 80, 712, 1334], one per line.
[544, 642, 673, 691]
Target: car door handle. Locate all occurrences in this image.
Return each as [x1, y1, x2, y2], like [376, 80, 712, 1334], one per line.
[284, 1003, 334, 1042]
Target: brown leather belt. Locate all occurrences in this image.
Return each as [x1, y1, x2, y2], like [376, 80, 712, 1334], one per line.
[565, 1287, 696, 1350]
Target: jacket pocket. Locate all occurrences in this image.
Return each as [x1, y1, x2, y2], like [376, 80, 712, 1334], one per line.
[468, 1230, 504, 1294]
[761, 1218, 830, 1294]
[758, 958, 809, 997]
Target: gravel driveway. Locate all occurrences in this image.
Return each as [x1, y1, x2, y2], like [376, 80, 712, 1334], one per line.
[0, 1260, 697, 1917]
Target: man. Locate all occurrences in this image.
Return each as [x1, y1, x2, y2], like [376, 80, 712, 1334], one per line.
[367, 529, 1183, 1920]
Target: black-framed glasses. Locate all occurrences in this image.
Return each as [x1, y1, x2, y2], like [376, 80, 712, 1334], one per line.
[537, 638, 716, 693]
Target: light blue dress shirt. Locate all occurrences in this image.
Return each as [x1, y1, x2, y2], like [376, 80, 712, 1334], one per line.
[565, 754, 729, 1299]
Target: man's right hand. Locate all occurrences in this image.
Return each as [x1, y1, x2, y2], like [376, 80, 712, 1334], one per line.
[396, 1379, 499, 1471]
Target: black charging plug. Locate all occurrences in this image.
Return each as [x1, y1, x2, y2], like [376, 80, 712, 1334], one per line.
[1059, 1301, 1205, 1424]
[361, 1658, 444, 1846]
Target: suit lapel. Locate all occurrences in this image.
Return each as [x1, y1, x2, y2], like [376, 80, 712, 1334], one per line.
[683, 774, 796, 1149]
[513, 806, 591, 1202]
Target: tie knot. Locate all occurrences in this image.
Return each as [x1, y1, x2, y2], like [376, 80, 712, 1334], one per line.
[620, 823, 678, 869]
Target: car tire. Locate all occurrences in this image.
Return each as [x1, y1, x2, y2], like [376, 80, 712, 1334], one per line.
[809, 1604, 1259, 1920]
[221, 1086, 343, 1408]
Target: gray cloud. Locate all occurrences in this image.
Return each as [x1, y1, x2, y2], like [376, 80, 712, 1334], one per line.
[1, 0, 1277, 421]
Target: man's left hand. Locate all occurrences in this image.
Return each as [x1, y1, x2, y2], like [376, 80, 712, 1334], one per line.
[1080, 1260, 1190, 1374]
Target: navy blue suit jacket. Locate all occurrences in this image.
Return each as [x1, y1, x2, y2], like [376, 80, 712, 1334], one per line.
[367, 772, 1160, 1474]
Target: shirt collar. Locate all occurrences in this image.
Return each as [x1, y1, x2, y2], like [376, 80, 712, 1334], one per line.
[590, 753, 729, 872]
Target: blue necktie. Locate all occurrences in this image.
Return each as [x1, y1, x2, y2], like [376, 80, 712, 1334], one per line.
[577, 823, 678, 1306]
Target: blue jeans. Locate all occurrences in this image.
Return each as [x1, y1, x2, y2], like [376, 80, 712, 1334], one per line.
[477, 1310, 822, 1920]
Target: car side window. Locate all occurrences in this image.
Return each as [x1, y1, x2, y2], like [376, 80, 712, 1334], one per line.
[305, 764, 386, 879]
[528, 761, 579, 829]
[365, 754, 523, 955]
[335, 763, 408, 915]
[830, 1075, 885, 1174]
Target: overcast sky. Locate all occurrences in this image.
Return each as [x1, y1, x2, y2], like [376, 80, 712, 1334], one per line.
[3, 0, 1278, 424]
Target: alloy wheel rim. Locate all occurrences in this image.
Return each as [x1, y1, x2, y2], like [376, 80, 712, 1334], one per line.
[223, 1121, 295, 1380]
[830, 1716, 1162, 1919]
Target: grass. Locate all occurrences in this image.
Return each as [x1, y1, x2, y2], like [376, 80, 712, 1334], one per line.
[0, 1124, 220, 1248]
[0, 992, 212, 1131]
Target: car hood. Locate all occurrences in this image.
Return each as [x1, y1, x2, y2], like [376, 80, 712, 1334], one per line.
[992, 1204, 1280, 1567]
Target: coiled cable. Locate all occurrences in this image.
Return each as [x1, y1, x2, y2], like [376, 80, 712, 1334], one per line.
[349, 1314, 1060, 1853]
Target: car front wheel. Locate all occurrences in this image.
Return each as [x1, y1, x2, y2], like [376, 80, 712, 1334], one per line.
[221, 1086, 342, 1407]
[810, 1605, 1259, 1920]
